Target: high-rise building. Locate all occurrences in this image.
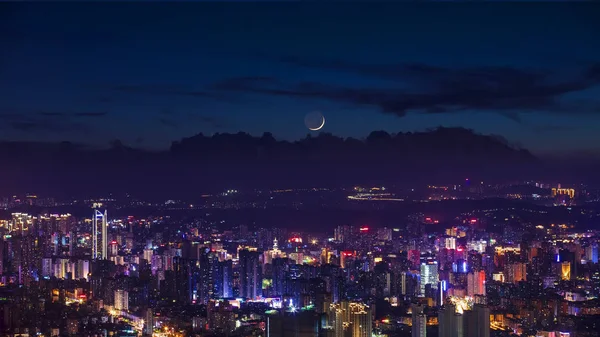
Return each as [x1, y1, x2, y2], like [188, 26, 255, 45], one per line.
[561, 262, 571, 281]
[198, 247, 217, 304]
[207, 300, 236, 334]
[144, 308, 153, 336]
[114, 289, 129, 311]
[470, 304, 490, 337]
[438, 304, 462, 337]
[411, 303, 427, 337]
[439, 303, 490, 337]
[585, 243, 598, 264]
[377, 227, 393, 241]
[467, 270, 486, 297]
[239, 249, 262, 300]
[505, 263, 527, 284]
[445, 237, 457, 250]
[350, 303, 372, 337]
[0, 239, 4, 276]
[420, 261, 439, 296]
[215, 260, 233, 298]
[92, 209, 108, 260]
[263, 238, 284, 265]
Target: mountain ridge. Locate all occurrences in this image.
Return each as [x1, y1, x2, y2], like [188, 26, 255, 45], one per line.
[0, 127, 546, 198]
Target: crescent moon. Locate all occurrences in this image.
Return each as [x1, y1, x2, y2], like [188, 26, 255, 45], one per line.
[308, 115, 325, 131]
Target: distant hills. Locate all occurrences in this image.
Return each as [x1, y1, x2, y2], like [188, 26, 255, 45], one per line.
[0, 127, 553, 198]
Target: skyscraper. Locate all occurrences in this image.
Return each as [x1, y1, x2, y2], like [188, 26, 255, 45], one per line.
[420, 261, 439, 296]
[467, 270, 486, 297]
[92, 209, 108, 260]
[114, 289, 129, 311]
[144, 308, 153, 336]
[505, 262, 527, 284]
[439, 303, 490, 337]
[411, 303, 427, 337]
[198, 247, 217, 304]
[586, 243, 598, 264]
[216, 260, 233, 298]
[350, 303, 372, 337]
[239, 249, 262, 300]
[438, 304, 462, 337]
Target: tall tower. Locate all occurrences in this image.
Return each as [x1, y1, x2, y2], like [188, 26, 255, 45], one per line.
[92, 209, 108, 259]
[239, 249, 262, 300]
[411, 303, 427, 337]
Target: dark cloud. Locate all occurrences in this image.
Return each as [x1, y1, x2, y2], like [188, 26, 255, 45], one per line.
[74, 112, 107, 117]
[108, 84, 215, 98]
[38, 112, 66, 117]
[158, 118, 178, 128]
[1, 112, 95, 133]
[212, 61, 600, 121]
[195, 115, 229, 129]
[10, 121, 39, 132]
[38, 111, 108, 117]
[531, 125, 579, 133]
[156, 107, 230, 130]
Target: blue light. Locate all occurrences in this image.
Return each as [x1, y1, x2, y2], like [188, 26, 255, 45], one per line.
[556, 255, 560, 263]
[462, 261, 467, 273]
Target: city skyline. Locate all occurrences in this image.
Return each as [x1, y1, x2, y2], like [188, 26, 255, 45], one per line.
[1, 3, 600, 155]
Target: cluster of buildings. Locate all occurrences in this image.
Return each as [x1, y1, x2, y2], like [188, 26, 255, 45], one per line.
[0, 201, 599, 337]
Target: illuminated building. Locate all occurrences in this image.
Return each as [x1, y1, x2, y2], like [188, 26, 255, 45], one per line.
[412, 303, 427, 337]
[263, 238, 285, 265]
[551, 187, 575, 199]
[11, 213, 32, 235]
[92, 209, 108, 260]
[76, 259, 90, 280]
[328, 301, 372, 337]
[561, 262, 571, 281]
[334, 225, 352, 243]
[239, 249, 262, 300]
[114, 289, 129, 311]
[467, 270, 486, 297]
[505, 262, 527, 284]
[216, 260, 233, 298]
[492, 272, 505, 282]
[350, 303, 372, 337]
[208, 300, 236, 334]
[109, 240, 118, 256]
[585, 243, 598, 264]
[144, 308, 153, 335]
[376, 227, 392, 241]
[288, 252, 304, 265]
[439, 301, 490, 337]
[445, 237, 457, 250]
[446, 227, 458, 237]
[467, 240, 488, 254]
[198, 247, 216, 304]
[321, 248, 331, 265]
[143, 248, 153, 262]
[439, 304, 462, 337]
[341, 251, 353, 269]
[420, 261, 439, 296]
[0, 239, 5, 277]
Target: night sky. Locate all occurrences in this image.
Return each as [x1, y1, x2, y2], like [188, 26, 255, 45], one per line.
[1, 3, 599, 155]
